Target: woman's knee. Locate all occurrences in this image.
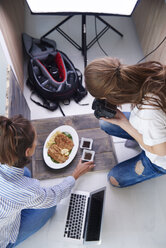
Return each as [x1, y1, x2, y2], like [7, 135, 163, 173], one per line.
[108, 169, 120, 187]
[99, 119, 117, 134]
[110, 176, 120, 187]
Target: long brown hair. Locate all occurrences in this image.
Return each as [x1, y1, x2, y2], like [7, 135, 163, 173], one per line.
[0, 115, 35, 168]
[84, 57, 166, 112]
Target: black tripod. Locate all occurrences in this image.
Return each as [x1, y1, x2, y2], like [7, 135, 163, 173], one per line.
[41, 14, 123, 67]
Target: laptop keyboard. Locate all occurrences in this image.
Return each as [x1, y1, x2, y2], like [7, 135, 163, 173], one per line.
[64, 193, 87, 239]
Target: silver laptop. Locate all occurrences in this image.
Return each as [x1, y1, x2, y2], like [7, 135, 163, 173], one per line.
[63, 187, 106, 245]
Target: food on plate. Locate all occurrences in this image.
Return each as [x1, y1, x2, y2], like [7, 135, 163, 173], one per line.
[48, 144, 68, 163]
[47, 131, 74, 163]
[54, 133, 74, 151]
[46, 131, 61, 149]
[61, 148, 69, 156]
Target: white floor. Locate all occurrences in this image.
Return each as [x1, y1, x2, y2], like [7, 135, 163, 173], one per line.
[20, 6, 166, 248]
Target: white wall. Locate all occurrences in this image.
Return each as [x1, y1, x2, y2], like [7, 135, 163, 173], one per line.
[0, 30, 18, 116]
[0, 31, 8, 115]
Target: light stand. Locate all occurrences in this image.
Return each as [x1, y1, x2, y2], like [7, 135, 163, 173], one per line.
[41, 14, 123, 67]
[26, 0, 139, 67]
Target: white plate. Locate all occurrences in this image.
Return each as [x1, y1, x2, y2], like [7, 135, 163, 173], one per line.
[43, 125, 79, 169]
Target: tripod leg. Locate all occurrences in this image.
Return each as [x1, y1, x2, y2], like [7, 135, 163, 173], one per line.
[41, 15, 74, 39]
[96, 15, 123, 37]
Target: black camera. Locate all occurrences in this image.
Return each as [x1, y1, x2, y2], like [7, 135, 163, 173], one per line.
[92, 98, 117, 119]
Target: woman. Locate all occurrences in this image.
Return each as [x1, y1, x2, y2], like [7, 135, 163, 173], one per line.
[84, 57, 166, 188]
[0, 115, 95, 247]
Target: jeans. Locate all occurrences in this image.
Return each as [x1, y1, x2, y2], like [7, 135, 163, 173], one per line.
[99, 112, 166, 188]
[8, 167, 56, 247]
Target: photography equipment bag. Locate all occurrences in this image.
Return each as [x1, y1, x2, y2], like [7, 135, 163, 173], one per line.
[92, 99, 117, 119]
[22, 33, 88, 114]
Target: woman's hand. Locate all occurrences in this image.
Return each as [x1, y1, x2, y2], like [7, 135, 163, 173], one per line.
[72, 159, 95, 180]
[101, 109, 129, 128]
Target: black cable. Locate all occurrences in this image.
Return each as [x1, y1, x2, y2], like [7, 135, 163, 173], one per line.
[58, 103, 65, 116]
[137, 36, 166, 63]
[95, 16, 108, 56]
[94, 14, 166, 63]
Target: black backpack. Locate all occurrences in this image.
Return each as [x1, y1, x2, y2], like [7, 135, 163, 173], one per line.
[22, 33, 88, 114]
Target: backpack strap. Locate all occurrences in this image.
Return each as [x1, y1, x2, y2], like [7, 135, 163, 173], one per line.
[30, 91, 59, 111]
[26, 78, 58, 111]
[27, 78, 66, 115]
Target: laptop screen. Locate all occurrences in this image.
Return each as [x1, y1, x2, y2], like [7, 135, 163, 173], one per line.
[84, 188, 105, 241]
